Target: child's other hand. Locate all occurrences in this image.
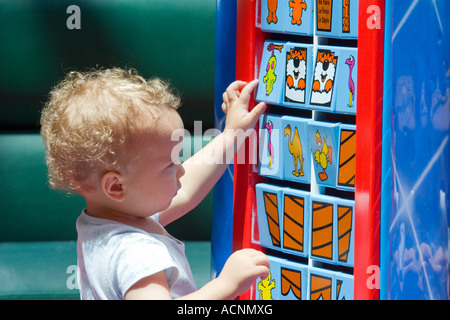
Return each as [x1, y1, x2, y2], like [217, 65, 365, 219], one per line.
[218, 248, 270, 299]
[222, 80, 267, 133]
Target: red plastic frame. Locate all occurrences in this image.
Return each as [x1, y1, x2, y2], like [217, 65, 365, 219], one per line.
[353, 0, 384, 300]
[232, 0, 384, 300]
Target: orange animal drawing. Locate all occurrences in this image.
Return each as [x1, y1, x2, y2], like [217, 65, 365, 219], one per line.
[263, 191, 281, 247]
[310, 49, 338, 107]
[289, 0, 307, 26]
[310, 274, 332, 300]
[338, 129, 356, 188]
[312, 50, 338, 93]
[311, 200, 333, 260]
[337, 205, 353, 263]
[281, 268, 302, 299]
[342, 0, 350, 33]
[282, 194, 304, 252]
[336, 279, 344, 299]
[286, 47, 307, 90]
[267, 0, 278, 24]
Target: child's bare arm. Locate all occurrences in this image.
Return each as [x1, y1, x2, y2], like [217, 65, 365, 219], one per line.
[158, 80, 266, 227]
[125, 248, 269, 300]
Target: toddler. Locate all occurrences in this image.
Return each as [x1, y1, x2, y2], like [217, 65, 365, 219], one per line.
[40, 68, 268, 300]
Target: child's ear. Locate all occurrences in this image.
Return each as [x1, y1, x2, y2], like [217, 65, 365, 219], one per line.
[101, 172, 126, 202]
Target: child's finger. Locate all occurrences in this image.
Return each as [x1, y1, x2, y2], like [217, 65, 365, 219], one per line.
[221, 102, 227, 114]
[222, 91, 229, 104]
[245, 102, 267, 130]
[252, 251, 270, 266]
[226, 81, 247, 100]
[237, 79, 259, 105]
[227, 80, 247, 91]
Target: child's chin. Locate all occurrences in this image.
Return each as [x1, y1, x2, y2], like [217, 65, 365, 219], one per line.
[160, 200, 173, 212]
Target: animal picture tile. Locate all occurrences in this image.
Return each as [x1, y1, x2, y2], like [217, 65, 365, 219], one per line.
[284, 0, 314, 36]
[281, 187, 311, 258]
[261, 0, 286, 33]
[335, 198, 354, 266]
[256, 255, 282, 300]
[257, 41, 286, 106]
[281, 116, 311, 184]
[307, 121, 340, 188]
[340, 0, 358, 39]
[257, 255, 309, 300]
[315, 0, 339, 36]
[335, 272, 354, 300]
[283, 43, 314, 109]
[255, 183, 284, 252]
[308, 267, 336, 300]
[334, 47, 357, 114]
[337, 124, 356, 190]
[310, 194, 336, 263]
[309, 47, 339, 111]
[259, 114, 284, 179]
[278, 258, 309, 300]
[315, 0, 358, 39]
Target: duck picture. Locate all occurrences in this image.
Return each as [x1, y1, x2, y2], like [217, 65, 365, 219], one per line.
[313, 130, 332, 181]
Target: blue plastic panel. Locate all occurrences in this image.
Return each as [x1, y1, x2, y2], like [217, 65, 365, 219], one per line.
[335, 271, 354, 300]
[382, 0, 450, 300]
[211, 0, 236, 278]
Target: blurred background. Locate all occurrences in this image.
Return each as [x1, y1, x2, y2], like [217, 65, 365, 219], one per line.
[0, 0, 216, 132]
[0, 0, 218, 298]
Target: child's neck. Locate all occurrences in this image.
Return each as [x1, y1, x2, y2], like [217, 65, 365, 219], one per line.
[85, 203, 166, 237]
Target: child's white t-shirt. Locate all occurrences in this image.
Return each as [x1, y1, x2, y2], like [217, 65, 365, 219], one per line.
[76, 210, 197, 300]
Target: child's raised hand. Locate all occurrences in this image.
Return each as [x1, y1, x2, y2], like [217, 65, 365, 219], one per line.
[222, 80, 267, 133]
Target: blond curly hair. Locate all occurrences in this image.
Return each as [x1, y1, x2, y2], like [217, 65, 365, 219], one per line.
[40, 68, 181, 191]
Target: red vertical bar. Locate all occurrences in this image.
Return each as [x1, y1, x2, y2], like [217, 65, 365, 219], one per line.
[233, 0, 264, 300]
[234, 0, 385, 301]
[354, 0, 385, 300]
[232, 0, 255, 253]
[233, 0, 264, 253]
